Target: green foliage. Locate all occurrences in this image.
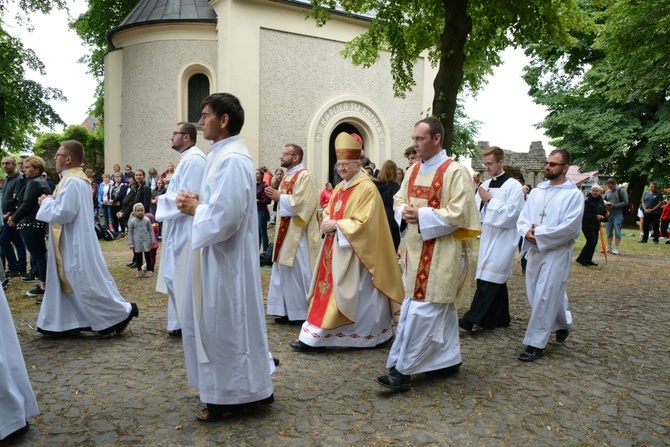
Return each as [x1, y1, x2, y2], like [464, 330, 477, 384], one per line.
[523, 0, 670, 215]
[307, 0, 588, 155]
[69, 0, 137, 118]
[0, 26, 65, 154]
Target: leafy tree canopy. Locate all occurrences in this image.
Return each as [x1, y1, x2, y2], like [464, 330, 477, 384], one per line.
[522, 0, 670, 216]
[308, 0, 588, 155]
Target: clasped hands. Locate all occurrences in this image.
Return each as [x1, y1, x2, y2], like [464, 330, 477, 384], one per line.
[176, 190, 200, 216]
[402, 205, 420, 224]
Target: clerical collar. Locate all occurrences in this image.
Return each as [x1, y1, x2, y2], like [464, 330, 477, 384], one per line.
[287, 163, 304, 175]
[419, 150, 448, 174]
[488, 172, 510, 188]
[180, 145, 199, 158]
[210, 135, 240, 153]
[343, 170, 363, 187]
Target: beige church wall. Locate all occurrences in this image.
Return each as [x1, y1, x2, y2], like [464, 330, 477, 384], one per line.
[259, 28, 424, 185]
[210, 0, 433, 185]
[111, 39, 217, 174]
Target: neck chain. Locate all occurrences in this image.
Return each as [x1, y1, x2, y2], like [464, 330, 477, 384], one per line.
[539, 187, 560, 224]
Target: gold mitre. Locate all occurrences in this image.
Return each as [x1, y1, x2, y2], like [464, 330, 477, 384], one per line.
[335, 132, 362, 160]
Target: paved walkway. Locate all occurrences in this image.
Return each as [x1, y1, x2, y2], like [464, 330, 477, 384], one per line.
[4, 238, 669, 446]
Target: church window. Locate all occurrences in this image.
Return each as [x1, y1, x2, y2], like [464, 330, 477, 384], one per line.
[188, 74, 210, 123]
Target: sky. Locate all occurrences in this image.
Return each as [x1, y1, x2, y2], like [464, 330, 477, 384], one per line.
[7, 2, 552, 155]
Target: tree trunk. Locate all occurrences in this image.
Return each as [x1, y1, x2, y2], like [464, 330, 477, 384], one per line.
[432, 0, 471, 155]
[625, 172, 647, 228]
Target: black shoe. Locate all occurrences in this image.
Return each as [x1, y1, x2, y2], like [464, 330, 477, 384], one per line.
[21, 273, 38, 282]
[98, 303, 139, 335]
[638, 240, 647, 243]
[26, 286, 45, 297]
[118, 232, 125, 238]
[2, 278, 8, 290]
[126, 262, 137, 268]
[587, 261, 598, 266]
[666, 240, 670, 244]
[34, 297, 43, 304]
[272, 357, 280, 367]
[518, 346, 545, 362]
[289, 340, 325, 353]
[274, 316, 289, 324]
[375, 367, 412, 391]
[5, 270, 21, 278]
[2, 421, 30, 441]
[556, 329, 569, 344]
[653, 240, 659, 244]
[575, 259, 590, 267]
[425, 362, 462, 377]
[259, 393, 274, 405]
[458, 318, 474, 332]
[168, 329, 182, 337]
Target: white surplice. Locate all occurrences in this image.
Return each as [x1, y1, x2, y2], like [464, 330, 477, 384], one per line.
[517, 179, 584, 349]
[155, 146, 207, 331]
[181, 136, 273, 405]
[0, 292, 38, 440]
[36, 170, 132, 333]
[475, 175, 525, 283]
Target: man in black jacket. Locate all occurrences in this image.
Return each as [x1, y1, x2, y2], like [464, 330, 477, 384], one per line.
[1, 157, 27, 277]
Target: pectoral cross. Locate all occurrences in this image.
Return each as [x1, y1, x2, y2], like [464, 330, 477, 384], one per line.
[539, 210, 547, 224]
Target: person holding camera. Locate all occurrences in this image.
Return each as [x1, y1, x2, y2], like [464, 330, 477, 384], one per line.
[576, 184, 609, 267]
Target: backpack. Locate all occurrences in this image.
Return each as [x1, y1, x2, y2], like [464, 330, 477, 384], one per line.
[618, 188, 632, 215]
[104, 228, 116, 241]
[94, 221, 105, 239]
[260, 243, 274, 266]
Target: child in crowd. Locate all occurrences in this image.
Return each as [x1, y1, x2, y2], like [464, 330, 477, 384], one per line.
[146, 213, 160, 272]
[128, 203, 155, 278]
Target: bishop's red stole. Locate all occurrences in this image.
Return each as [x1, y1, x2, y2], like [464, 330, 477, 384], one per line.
[307, 184, 357, 328]
[273, 169, 306, 262]
[406, 159, 452, 300]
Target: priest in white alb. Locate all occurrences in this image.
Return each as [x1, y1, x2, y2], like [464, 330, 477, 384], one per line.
[36, 140, 138, 337]
[376, 118, 481, 391]
[459, 146, 525, 332]
[516, 149, 583, 362]
[176, 93, 274, 422]
[0, 290, 38, 441]
[155, 122, 206, 337]
[264, 144, 320, 324]
[289, 132, 404, 352]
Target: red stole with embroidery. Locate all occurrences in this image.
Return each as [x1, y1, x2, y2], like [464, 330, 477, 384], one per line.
[273, 169, 306, 262]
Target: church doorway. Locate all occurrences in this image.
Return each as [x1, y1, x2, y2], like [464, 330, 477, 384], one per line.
[328, 122, 363, 185]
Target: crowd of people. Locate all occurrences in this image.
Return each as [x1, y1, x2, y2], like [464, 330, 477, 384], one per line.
[2, 91, 668, 440]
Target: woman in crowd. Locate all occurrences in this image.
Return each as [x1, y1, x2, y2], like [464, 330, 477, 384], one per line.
[374, 160, 401, 251]
[396, 167, 405, 185]
[151, 178, 167, 240]
[161, 162, 175, 183]
[270, 168, 284, 225]
[256, 168, 272, 251]
[319, 182, 333, 209]
[7, 156, 51, 299]
[99, 173, 114, 230]
[110, 172, 127, 236]
[147, 167, 159, 191]
[86, 169, 100, 222]
[118, 174, 137, 239]
[134, 169, 152, 214]
[576, 184, 609, 267]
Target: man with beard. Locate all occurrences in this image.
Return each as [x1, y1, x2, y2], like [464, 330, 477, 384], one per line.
[264, 144, 320, 324]
[516, 149, 583, 362]
[155, 122, 206, 337]
[459, 146, 524, 332]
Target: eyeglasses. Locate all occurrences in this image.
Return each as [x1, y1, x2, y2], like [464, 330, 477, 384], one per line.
[54, 153, 68, 158]
[172, 131, 187, 136]
[335, 161, 359, 168]
[280, 152, 296, 157]
[545, 161, 567, 167]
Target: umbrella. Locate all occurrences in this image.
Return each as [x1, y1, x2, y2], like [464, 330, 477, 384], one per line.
[599, 226, 607, 264]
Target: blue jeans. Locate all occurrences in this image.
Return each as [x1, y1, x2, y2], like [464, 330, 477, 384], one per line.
[102, 205, 114, 229]
[605, 213, 623, 239]
[19, 226, 47, 282]
[0, 223, 27, 274]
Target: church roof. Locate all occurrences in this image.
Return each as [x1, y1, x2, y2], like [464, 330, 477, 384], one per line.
[109, 0, 217, 43]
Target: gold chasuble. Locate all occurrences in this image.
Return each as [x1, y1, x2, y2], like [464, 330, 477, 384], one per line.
[272, 168, 320, 268]
[307, 172, 404, 330]
[51, 169, 91, 293]
[395, 159, 481, 308]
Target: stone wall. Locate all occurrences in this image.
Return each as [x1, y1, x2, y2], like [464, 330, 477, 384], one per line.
[472, 141, 547, 187]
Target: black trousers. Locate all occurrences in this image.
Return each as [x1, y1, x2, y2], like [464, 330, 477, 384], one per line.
[577, 227, 599, 263]
[462, 279, 511, 329]
[642, 213, 661, 242]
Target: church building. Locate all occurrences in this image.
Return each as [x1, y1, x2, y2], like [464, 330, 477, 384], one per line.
[104, 0, 436, 185]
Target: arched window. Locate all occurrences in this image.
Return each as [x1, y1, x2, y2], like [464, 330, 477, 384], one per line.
[188, 74, 210, 123]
